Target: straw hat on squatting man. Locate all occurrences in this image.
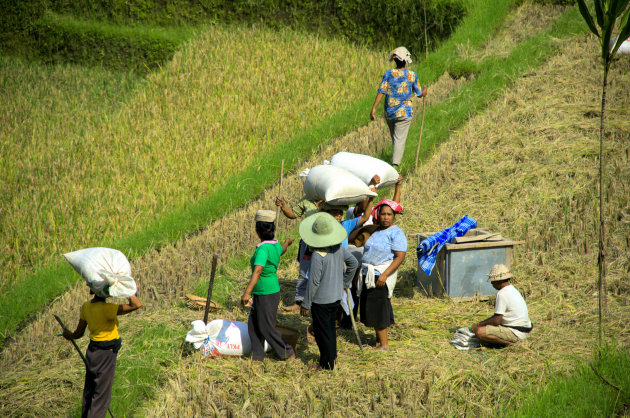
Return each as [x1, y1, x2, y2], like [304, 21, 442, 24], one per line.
[62, 285, 142, 417]
[299, 212, 358, 370]
[370, 46, 428, 168]
[356, 199, 406, 351]
[470, 264, 533, 347]
[240, 210, 297, 361]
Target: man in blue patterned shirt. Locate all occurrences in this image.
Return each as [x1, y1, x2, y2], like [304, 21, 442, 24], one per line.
[370, 46, 427, 168]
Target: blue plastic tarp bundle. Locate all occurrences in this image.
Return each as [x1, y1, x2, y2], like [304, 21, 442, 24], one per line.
[416, 215, 477, 275]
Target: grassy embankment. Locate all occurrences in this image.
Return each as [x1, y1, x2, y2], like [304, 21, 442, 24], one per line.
[5, 2, 626, 417]
[511, 345, 630, 417]
[2, 0, 464, 70]
[0, 0, 507, 343]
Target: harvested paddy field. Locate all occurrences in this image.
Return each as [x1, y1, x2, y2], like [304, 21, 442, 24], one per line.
[140, 30, 630, 417]
[1, 2, 629, 416]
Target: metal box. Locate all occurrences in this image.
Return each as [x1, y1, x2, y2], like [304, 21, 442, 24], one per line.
[415, 229, 523, 300]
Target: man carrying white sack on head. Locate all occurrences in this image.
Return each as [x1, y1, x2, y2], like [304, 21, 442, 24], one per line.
[471, 264, 533, 347]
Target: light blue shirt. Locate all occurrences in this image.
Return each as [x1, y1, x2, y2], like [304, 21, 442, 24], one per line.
[362, 225, 407, 269]
[341, 217, 360, 249]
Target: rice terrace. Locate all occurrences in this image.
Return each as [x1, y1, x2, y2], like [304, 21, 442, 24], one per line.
[1, 0, 629, 416]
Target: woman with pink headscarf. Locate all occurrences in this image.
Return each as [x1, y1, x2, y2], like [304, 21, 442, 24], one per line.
[357, 199, 406, 350]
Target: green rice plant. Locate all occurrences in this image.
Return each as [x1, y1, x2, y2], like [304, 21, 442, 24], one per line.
[576, 0, 630, 344]
[509, 344, 630, 417]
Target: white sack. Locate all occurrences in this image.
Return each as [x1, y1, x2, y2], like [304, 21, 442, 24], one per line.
[329, 152, 399, 189]
[611, 36, 630, 54]
[63, 247, 137, 298]
[185, 319, 270, 357]
[303, 165, 377, 206]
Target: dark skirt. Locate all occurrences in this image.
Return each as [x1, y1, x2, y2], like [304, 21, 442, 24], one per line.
[359, 276, 394, 329]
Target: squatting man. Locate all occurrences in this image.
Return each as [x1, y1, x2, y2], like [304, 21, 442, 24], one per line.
[471, 264, 532, 346]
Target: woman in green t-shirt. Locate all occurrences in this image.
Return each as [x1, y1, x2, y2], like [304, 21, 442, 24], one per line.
[240, 210, 296, 361]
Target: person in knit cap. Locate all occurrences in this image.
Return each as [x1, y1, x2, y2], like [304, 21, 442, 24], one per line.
[471, 264, 532, 346]
[370, 46, 427, 168]
[240, 210, 296, 361]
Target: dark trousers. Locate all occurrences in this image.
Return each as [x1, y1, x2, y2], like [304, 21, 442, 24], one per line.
[312, 301, 340, 370]
[249, 292, 295, 361]
[82, 342, 119, 418]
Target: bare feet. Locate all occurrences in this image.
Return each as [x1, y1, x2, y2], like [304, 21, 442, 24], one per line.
[286, 353, 296, 360]
[282, 303, 301, 313]
[375, 345, 389, 351]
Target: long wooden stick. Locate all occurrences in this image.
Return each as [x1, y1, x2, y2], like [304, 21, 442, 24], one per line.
[414, 96, 426, 172]
[346, 288, 363, 351]
[275, 159, 284, 223]
[203, 254, 218, 324]
[423, 0, 429, 61]
[415, 0, 429, 172]
[54, 314, 115, 418]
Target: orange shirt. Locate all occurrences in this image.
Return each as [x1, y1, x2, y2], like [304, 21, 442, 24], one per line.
[80, 301, 119, 341]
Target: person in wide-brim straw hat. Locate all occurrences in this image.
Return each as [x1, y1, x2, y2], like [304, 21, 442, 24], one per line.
[487, 263, 513, 282]
[299, 212, 348, 248]
[298, 213, 358, 370]
[470, 264, 533, 347]
[370, 46, 427, 168]
[240, 209, 296, 361]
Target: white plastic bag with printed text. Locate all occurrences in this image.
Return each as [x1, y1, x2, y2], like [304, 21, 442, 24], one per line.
[185, 319, 270, 357]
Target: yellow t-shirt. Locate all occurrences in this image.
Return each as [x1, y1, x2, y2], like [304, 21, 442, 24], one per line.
[80, 301, 119, 341]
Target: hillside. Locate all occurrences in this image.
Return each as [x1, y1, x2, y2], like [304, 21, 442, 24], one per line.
[1, 1, 628, 416]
